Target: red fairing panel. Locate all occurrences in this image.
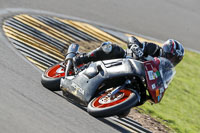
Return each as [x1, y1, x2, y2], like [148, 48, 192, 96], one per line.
[144, 58, 166, 103]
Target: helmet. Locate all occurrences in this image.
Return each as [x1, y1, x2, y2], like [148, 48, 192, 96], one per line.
[127, 36, 141, 48]
[162, 39, 184, 66]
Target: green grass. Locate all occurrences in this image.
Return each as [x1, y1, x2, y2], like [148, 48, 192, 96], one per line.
[139, 50, 200, 133]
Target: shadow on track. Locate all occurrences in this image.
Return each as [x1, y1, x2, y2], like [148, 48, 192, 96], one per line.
[53, 91, 132, 133]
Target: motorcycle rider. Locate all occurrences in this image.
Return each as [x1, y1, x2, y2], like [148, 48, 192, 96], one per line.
[72, 36, 185, 67]
[66, 36, 184, 116]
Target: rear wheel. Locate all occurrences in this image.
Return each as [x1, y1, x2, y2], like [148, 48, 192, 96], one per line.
[87, 89, 139, 117]
[41, 63, 65, 91]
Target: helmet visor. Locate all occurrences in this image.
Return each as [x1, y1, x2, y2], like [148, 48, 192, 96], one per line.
[165, 53, 183, 66]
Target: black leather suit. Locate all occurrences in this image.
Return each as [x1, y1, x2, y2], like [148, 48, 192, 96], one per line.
[73, 39, 162, 66]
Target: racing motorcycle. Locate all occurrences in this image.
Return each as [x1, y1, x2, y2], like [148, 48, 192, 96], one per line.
[41, 43, 175, 117]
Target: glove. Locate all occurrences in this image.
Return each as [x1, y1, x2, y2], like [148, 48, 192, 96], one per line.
[130, 44, 144, 58]
[73, 53, 90, 67]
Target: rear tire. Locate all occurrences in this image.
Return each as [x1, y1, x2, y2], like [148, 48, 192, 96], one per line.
[41, 63, 65, 91]
[87, 89, 139, 117]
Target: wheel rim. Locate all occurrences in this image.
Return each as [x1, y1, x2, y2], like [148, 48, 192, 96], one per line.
[46, 64, 65, 78]
[92, 89, 132, 108]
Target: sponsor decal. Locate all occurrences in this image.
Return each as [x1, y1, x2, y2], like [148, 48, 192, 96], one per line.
[156, 89, 160, 97]
[155, 71, 160, 77]
[148, 70, 160, 81]
[159, 87, 164, 94]
[154, 72, 158, 78]
[152, 84, 156, 90]
[158, 93, 162, 101]
[148, 70, 155, 80]
[71, 82, 85, 95]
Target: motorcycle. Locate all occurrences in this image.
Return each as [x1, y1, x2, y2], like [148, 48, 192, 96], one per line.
[41, 43, 176, 117]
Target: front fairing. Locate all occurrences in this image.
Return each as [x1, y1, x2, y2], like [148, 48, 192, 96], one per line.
[144, 57, 176, 103]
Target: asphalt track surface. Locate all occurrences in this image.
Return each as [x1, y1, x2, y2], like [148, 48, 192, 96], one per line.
[0, 13, 152, 133]
[0, 22, 121, 133]
[0, 0, 199, 133]
[1, 0, 200, 51]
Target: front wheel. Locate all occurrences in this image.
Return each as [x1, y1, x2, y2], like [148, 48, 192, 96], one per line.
[41, 63, 65, 91]
[87, 89, 139, 117]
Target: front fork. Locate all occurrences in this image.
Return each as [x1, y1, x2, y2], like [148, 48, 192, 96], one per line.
[64, 59, 73, 78]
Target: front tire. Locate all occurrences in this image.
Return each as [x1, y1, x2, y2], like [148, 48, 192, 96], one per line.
[87, 89, 139, 117]
[41, 63, 65, 91]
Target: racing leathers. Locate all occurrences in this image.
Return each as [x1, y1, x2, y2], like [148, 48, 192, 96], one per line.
[73, 36, 162, 67]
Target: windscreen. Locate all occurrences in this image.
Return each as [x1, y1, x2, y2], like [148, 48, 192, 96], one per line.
[158, 57, 176, 89]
